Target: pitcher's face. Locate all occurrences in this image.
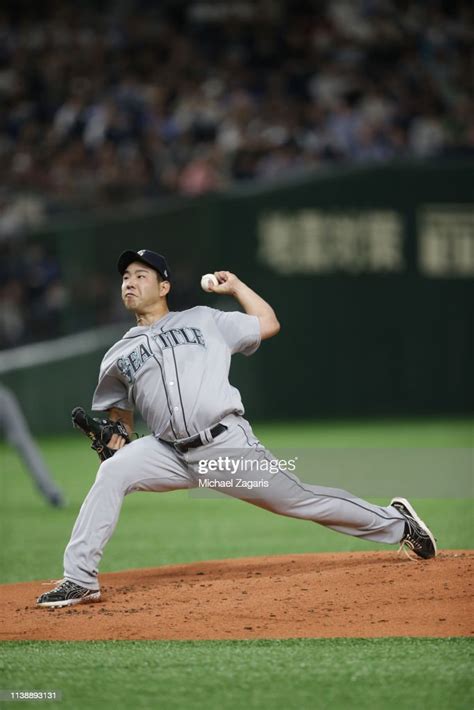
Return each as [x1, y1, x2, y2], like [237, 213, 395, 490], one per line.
[121, 262, 162, 312]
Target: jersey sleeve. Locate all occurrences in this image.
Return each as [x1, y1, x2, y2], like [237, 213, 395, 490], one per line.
[209, 307, 261, 356]
[91, 356, 133, 412]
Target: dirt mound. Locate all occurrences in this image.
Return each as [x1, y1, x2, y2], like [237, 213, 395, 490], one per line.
[1, 551, 472, 640]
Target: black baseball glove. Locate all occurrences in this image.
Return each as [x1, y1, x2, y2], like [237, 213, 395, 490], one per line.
[71, 406, 131, 462]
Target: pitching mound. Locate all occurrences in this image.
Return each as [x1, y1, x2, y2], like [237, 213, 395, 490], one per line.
[1, 551, 472, 641]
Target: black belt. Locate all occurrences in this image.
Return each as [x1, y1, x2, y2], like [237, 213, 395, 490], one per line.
[172, 423, 228, 453]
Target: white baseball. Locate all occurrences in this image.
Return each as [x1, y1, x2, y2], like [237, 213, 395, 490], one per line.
[200, 273, 218, 292]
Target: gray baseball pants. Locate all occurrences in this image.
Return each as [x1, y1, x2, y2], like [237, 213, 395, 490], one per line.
[64, 414, 406, 589]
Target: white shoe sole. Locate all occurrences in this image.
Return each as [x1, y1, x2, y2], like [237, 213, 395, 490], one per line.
[390, 497, 437, 557]
[37, 591, 101, 608]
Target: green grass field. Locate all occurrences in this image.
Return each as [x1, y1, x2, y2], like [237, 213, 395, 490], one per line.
[1, 418, 473, 709]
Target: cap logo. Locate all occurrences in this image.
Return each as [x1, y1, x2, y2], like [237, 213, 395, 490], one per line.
[138, 250, 146, 256]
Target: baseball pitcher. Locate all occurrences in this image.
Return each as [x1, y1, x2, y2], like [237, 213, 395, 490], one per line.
[37, 250, 436, 607]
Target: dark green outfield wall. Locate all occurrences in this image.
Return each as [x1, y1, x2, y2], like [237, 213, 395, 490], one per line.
[2, 162, 473, 433]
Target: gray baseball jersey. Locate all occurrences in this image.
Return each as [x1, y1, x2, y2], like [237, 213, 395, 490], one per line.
[92, 306, 260, 441]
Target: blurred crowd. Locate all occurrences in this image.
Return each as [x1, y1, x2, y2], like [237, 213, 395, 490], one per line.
[0, 240, 67, 349]
[1, 0, 473, 214]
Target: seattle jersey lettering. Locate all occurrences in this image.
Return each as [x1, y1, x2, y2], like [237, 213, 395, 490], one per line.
[116, 327, 206, 383]
[152, 327, 206, 349]
[117, 343, 152, 383]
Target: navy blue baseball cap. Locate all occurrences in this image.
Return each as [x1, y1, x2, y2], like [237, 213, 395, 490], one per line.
[117, 249, 171, 281]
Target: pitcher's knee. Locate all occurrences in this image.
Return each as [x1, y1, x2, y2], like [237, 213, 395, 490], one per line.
[96, 456, 128, 488]
[96, 456, 114, 478]
[96, 454, 146, 496]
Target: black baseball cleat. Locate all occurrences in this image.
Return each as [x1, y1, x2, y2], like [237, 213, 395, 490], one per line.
[391, 497, 437, 560]
[37, 580, 101, 608]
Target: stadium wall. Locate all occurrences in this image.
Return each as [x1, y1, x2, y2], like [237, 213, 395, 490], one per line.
[2, 161, 473, 433]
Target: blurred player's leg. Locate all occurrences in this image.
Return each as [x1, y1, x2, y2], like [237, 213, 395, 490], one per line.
[0, 385, 65, 507]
